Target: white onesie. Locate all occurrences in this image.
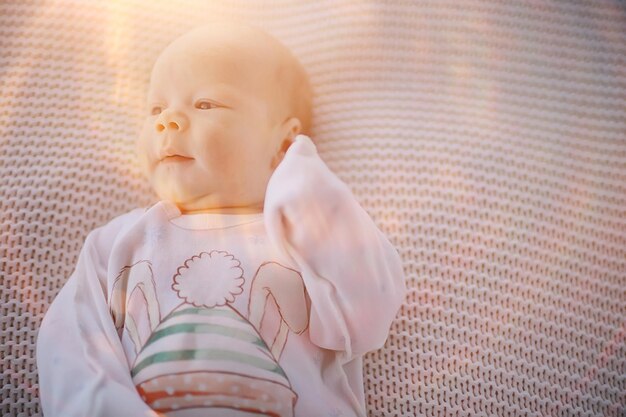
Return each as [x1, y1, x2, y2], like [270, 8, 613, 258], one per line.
[36, 134, 407, 417]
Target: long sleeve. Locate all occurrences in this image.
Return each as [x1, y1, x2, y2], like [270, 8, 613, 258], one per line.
[36, 218, 161, 416]
[264, 134, 407, 362]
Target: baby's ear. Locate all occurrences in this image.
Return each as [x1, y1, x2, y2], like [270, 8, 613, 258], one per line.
[282, 116, 302, 142]
[271, 116, 302, 170]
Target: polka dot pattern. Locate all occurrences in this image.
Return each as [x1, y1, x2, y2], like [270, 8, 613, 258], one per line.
[135, 371, 295, 416]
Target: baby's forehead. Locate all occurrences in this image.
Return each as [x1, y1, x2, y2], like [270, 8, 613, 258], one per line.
[148, 52, 272, 105]
[149, 40, 293, 107]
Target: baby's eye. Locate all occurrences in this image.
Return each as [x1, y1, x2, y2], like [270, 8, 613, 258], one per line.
[195, 100, 216, 110]
[150, 106, 163, 116]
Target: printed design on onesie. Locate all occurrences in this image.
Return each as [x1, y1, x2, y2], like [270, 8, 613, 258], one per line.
[108, 250, 310, 417]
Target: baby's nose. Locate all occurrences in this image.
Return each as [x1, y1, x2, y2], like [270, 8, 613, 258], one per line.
[156, 110, 188, 132]
[157, 121, 179, 132]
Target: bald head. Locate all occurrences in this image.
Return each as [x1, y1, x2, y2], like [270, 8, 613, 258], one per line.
[153, 20, 313, 135]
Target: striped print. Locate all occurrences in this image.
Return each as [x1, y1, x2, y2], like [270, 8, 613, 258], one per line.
[131, 304, 291, 389]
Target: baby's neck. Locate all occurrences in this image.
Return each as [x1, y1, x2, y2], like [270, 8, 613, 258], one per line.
[179, 206, 264, 215]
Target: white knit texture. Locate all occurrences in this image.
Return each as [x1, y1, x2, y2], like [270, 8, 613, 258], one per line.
[1, 1, 625, 416]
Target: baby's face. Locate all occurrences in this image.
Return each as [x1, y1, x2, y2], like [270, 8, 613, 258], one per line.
[136, 25, 297, 214]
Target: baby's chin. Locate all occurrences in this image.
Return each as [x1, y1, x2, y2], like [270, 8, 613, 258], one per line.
[151, 177, 243, 212]
[150, 173, 208, 205]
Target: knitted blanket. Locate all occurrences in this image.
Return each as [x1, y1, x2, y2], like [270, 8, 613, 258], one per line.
[0, 1, 624, 416]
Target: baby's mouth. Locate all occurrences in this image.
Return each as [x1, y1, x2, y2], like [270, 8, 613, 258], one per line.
[160, 155, 194, 163]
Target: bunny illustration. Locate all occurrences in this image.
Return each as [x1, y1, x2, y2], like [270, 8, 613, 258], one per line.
[108, 250, 311, 417]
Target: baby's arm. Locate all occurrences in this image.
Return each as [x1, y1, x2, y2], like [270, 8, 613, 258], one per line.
[264, 134, 407, 362]
[37, 215, 161, 417]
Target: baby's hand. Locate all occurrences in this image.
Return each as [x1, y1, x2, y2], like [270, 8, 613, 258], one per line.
[266, 134, 352, 249]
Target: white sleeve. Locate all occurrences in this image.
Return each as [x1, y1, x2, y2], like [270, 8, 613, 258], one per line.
[264, 134, 407, 361]
[36, 227, 161, 417]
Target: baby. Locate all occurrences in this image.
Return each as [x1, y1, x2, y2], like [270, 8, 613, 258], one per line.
[36, 20, 406, 417]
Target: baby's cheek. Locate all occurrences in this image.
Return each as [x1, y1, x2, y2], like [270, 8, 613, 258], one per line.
[199, 143, 237, 177]
[196, 131, 238, 170]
